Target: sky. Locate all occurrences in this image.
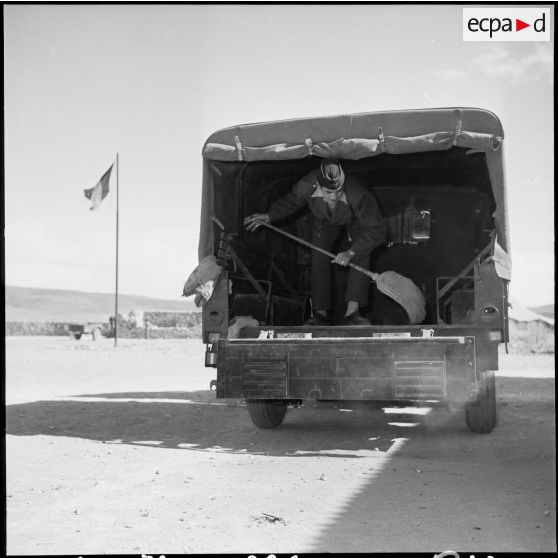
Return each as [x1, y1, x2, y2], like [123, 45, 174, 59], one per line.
[4, 4, 554, 307]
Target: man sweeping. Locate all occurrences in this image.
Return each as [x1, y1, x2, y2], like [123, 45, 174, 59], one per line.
[244, 158, 387, 325]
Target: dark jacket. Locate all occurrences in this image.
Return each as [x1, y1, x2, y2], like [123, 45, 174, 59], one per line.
[267, 168, 387, 256]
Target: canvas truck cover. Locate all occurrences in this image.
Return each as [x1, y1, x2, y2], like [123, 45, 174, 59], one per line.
[198, 107, 511, 280]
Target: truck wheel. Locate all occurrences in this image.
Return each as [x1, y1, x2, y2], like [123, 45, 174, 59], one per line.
[465, 370, 497, 433]
[74, 333, 82, 340]
[246, 399, 288, 429]
[488, 370, 498, 427]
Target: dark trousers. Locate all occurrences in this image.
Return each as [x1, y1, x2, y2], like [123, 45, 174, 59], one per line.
[311, 225, 369, 311]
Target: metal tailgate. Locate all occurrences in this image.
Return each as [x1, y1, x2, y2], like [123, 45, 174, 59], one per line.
[216, 336, 476, 402]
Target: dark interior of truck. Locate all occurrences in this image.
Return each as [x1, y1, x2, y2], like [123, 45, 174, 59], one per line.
[209, 147, 497, 326]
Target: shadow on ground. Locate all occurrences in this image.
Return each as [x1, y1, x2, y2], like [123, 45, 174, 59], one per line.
[6, 375, 554, 552]
[6, 377, 554, 459]
[7, 389, 460, 456]
[307, 375, 556, 552]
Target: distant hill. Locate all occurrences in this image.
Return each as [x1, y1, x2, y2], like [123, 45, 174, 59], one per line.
[529, 304, 554, 320]
[5, 285, 198, 323]
[5, 284, 553, 327]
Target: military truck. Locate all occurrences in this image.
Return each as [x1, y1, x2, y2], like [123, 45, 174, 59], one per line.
[192, 107, 511, 433]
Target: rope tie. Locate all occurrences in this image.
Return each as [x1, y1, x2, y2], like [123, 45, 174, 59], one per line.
[453, 120, 463, 145]
[378, 127, 385, 151]
[234, 136, 243, 161]
[305, 138, 313, 156]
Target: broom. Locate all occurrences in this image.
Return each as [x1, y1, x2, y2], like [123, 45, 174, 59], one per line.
[255, 220, 426, 324]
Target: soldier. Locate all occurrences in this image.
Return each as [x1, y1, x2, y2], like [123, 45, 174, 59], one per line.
[244, 158, 386, 325]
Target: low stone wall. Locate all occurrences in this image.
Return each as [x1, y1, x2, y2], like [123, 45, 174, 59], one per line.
[143, 311, 202, 328]
[5, 322, 70, 336]
[107, 325, 202, 339]
[5, 315, 202, 339]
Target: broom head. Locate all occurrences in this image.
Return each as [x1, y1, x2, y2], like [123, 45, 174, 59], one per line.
[375, 271, 426, 324]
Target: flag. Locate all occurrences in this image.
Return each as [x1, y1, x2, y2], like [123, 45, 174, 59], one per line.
[84, 163, 114, 211]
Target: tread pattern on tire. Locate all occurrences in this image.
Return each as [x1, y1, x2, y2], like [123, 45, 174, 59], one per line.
[465, 370, 497, 433]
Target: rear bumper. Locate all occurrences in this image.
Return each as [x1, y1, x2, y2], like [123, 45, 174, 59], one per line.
[215, 335, 479, 403]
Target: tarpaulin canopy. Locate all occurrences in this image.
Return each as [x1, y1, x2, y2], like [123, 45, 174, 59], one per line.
[198, 107, 510, 274]
[203, 128, 501, 161]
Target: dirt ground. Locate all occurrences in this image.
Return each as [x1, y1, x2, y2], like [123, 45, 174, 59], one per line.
[5, 336, 556, 555]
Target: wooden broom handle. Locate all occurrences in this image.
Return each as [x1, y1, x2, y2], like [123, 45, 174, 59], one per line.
[255, 219, 379, 282]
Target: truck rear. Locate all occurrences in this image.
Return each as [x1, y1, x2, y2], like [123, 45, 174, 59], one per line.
[188, 107, 511, 433]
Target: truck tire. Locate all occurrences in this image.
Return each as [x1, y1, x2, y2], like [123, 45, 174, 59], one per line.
[488, 369, 498, 427]
[246, 399, 288, 429]
[465, 370, 497, 433]
[74, 333, 82, 340]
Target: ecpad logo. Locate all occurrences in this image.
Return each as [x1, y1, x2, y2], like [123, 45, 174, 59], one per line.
[469, 14, 545, 37]
[463, 8, 551, 41]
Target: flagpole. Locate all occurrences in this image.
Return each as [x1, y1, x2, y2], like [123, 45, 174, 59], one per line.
[114, 152, 119, 347]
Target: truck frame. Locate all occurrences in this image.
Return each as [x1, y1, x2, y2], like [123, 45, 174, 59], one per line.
[193, 107, 511, 433]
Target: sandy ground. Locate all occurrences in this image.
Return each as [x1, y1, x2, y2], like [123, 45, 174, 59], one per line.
[5, 336, 556, 555]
